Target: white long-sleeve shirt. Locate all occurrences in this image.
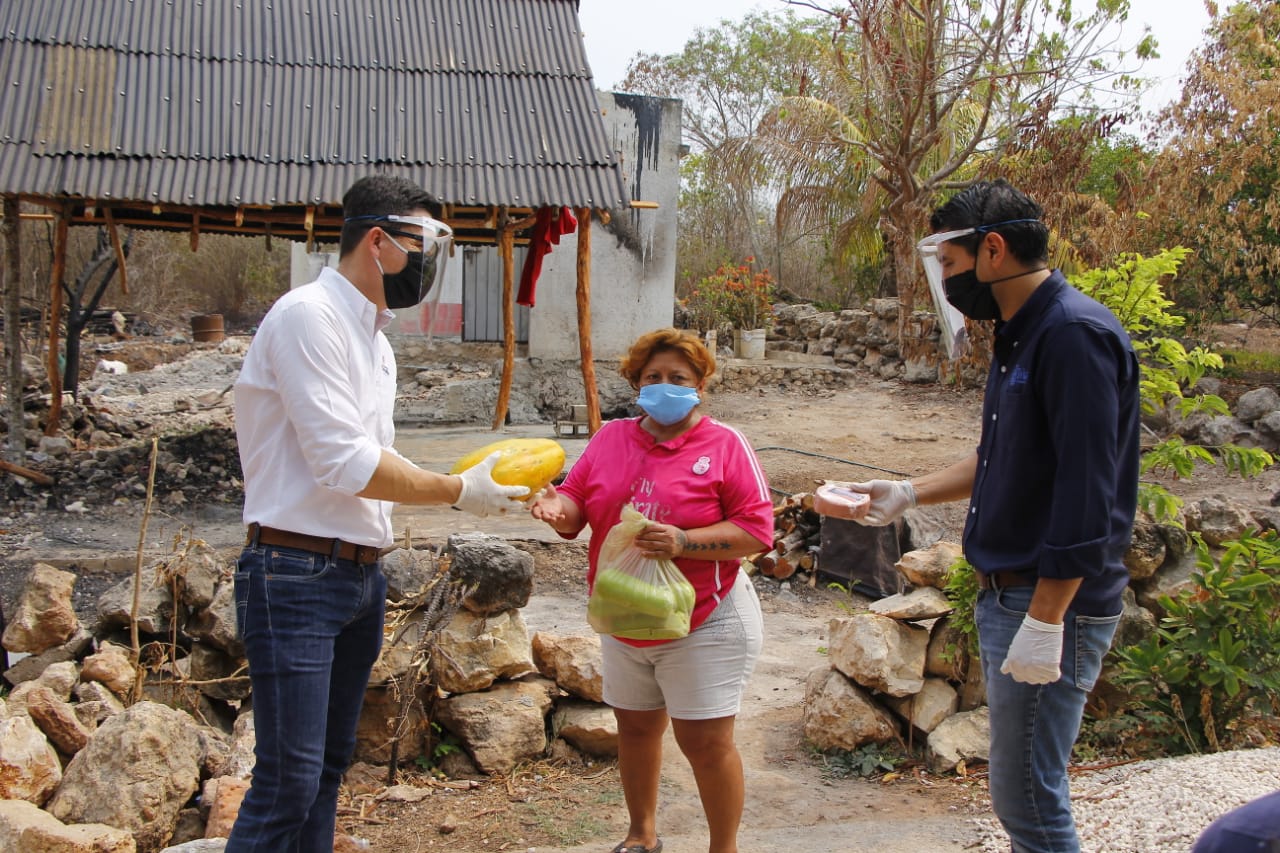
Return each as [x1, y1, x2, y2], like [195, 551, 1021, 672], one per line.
[234, 266, 399, 548]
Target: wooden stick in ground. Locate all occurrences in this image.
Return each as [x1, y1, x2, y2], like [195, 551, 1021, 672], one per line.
[129, 436, 160, 704]
[44, 209, 68, 436]
[4, 195, 24, 465]
[492, 207, 515, 430]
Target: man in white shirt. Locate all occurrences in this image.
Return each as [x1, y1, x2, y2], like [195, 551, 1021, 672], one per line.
[228, 175, 526, 852]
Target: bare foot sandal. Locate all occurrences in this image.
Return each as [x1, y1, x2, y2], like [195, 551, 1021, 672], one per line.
[610, 840, 663, 853]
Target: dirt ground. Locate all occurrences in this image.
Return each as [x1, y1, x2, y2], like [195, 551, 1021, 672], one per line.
[5, 336, 1280, 852]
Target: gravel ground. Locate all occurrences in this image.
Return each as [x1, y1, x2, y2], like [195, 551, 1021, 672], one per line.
[973, 747, 1280, 851]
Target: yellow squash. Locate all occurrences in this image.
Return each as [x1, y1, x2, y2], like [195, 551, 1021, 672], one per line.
[449, 438, 566, 499]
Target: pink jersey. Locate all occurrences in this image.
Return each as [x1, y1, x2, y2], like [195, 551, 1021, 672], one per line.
[557, 416, 774, 646]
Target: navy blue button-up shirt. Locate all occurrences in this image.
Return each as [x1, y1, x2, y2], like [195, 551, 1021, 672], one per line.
[964, 270, 1140, 616]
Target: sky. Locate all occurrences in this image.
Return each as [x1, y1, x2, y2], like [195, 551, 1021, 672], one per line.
[578, 0, 1213, 128]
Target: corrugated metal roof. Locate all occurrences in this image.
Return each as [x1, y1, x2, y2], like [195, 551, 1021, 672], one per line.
[0, 0, 628, 212]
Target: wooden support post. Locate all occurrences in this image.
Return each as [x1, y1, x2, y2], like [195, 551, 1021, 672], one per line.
[45, 209, 69, 436]
[3, 195, 24, 464]
[575, 208, 601, 435]
[492, 208, 516, 430]
[103, 208, 129, 295]
[190, 212, 200, 252]
[304, 205, 316, 253]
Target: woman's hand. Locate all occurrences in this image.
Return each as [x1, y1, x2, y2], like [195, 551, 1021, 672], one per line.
[635, 522, 687, 560]
[529, 482, 567, 524]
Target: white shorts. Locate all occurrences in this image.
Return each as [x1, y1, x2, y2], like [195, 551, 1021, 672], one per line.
[601, 569, 764, 720]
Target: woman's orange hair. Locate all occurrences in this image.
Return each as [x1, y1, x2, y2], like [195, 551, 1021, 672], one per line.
[619, 328, 716, 389]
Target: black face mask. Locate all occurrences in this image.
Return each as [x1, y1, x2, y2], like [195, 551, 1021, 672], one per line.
[944, 270, 1001, 321]
[381, 243, 438, 310]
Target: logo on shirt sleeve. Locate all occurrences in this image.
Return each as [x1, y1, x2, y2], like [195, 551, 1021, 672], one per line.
[692, 455, 711, 475]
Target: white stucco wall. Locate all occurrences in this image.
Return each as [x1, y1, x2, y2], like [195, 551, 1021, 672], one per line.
[527, 91, 682, 360]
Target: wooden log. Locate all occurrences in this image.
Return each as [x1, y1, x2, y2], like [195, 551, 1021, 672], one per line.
[0, 458, 52, 485]
[752, 549, 780, 578]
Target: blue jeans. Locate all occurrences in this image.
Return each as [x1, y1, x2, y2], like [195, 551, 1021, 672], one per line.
[977, 583, 1120, 853]
[226, 544, 386, 853]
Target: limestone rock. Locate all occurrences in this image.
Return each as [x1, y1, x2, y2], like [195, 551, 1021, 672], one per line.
[354, 686, 430, 765]
[434, 676, 557, 774]
[175, 541, 230, 610]
[380, 547, 439, 601]
[97, 573, 176, 635]
[1124, 513, 1166, 581]
[927, 707, 990, 773]
[202, 776, 249, 839]
[81, 642, 136, 696]
[957, 654, 986, 711]
[531, 632, 604, 702]
[0, 713, 62, 804]
[551, 699, 618, 757]
[1183, 496, 1254, 546]
[168, 808, 205, 847]
[6, 660, 80, 716]
[48, 701, 205, 853]
[2, 563, 80, 654]
[0, 798, 137, 852]
[802, 667, 899, 751]
[183, 583, 241, 657]
[26, 685, 92, 755]
[868, 587, 954, 621]
[368, 610, 426, 687]
[447, 534, 535, 616]
[222, 711, 256, 780]
[3, 627, 92, 686]
[828, 613, 928, 697]
[924, 617, 970, 683]
[1114, 586, 1157, 652]
[1236, 387, 1280, 424]
[186, 644, 249, 702]
[431, 609, 535, 694]
[894, 541, 963, 590]
[884, 678, 958, 734]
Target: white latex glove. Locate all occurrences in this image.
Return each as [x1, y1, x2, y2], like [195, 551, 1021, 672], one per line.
[1000, 615, 1064, 684]
[452, 452, 530, 517]
[844, 479, 916, 526]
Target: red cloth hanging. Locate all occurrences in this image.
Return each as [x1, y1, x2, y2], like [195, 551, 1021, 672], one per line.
[517, 207, 577, 307]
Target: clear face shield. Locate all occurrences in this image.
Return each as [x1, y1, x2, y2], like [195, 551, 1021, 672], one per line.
[915, 228, 976, 360]
[376, 214, 454, 302]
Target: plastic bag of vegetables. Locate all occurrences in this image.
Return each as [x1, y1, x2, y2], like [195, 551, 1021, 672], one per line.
[587, 504, 696, 640]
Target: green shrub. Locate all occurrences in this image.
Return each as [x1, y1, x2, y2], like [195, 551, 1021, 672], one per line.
[1110, 529, 1280, 753]
[1074, 248, 1273, 522]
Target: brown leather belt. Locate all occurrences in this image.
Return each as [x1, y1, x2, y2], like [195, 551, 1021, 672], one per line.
[246, 523, 381, 565]
[977, 570, 1037, 590]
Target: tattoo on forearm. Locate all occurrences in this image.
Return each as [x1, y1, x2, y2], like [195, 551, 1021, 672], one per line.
[681, 539, 733, 553]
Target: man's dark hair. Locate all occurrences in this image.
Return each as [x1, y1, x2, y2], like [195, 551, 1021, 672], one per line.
[928, 179, 1049, 265]
[339, 175, 442, 257]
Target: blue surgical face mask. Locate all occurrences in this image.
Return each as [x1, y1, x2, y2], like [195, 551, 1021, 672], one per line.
[637, 383, 701, 426]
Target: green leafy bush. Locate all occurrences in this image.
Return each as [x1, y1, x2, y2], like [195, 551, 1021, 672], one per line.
[1074, 248, 1273, 521]
[817, 742, 903, 779]
[1111, 529, 1280, 752]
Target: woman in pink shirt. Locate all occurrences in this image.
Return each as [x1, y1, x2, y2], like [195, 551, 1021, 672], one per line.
[532, 328, 773, 853]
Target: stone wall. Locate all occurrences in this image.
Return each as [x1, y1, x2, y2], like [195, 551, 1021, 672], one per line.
[767, 301, 988, 387]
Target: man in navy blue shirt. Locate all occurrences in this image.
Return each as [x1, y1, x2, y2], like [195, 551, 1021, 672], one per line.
[849, 180, 1140, 853]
